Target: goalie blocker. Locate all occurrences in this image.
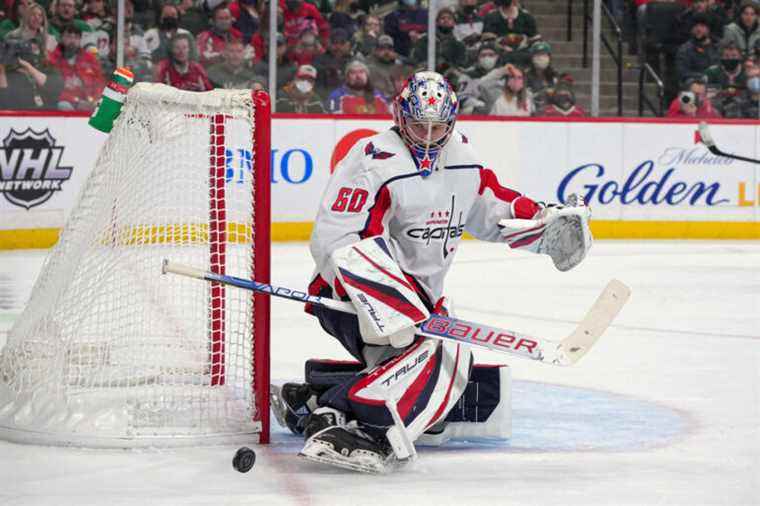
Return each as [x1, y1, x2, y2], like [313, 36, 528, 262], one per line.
[271, 359, 511, 445]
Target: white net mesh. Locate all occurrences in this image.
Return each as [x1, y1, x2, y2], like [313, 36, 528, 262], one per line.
[0, 83, 268, 447]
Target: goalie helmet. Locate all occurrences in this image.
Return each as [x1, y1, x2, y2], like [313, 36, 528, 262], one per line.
[393, 71, 458, 176]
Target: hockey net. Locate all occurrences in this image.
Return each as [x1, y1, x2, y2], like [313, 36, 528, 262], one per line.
[0, 83, 271, 447]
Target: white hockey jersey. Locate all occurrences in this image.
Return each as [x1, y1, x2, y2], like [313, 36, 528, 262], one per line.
[309, 128, 540, 305]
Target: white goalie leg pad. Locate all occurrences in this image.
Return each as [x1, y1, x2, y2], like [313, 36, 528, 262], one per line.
[417, 365, 512, 446]
[331, 236, 430, 347]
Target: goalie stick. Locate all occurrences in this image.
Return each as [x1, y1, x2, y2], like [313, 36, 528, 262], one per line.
[696, 122, 760, 164]
[162, 259, 630, 367]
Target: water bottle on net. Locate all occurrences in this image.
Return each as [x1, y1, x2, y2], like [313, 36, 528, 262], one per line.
[88, 67, 134, 133]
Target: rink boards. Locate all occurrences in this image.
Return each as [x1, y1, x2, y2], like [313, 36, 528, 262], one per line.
[1, 113, 760, 249]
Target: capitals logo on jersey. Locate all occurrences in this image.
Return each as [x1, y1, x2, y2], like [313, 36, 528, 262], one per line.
[364, 142, 395, 160]
[405, 195, 465, 259]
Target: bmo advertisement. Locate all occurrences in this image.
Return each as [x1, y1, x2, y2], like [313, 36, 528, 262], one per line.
[1, 113, 759, 248]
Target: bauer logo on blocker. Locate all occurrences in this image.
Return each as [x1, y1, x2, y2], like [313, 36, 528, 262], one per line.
[0, 128, 73, 209]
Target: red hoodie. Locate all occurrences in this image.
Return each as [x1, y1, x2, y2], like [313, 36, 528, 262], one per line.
[49, 47, 105, 107]
[281, 0, 329, 47]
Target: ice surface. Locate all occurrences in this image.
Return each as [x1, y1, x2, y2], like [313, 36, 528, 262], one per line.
[0, 241, 758, 506]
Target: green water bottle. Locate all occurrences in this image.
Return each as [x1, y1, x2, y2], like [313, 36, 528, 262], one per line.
[88, 67, 134, 133]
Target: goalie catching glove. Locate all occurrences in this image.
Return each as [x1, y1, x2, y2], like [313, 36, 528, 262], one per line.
[499, 193, 593, 272]
[330, 237, 429, 348]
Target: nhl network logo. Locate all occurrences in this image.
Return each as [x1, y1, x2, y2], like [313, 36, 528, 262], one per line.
[0, 128, 72, 210]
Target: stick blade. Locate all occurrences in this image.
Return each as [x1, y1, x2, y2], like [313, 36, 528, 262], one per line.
[556, 279, 631, 366]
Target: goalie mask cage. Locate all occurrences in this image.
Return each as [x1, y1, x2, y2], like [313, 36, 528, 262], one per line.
[0, 84, 271, 447]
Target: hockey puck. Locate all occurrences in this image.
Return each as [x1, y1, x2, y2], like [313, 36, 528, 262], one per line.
[233, 446, 256, 473]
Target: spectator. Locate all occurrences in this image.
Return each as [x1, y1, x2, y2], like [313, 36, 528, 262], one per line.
[0, 0, 29, 39]
[327, 59, 388, 113]
[197, 5, 243, 66]
[329, 0, 358, 37]
[389, 62, 413, 97]
[454, 0, 484, 48]
[705, 40, 746, 98]
[176, 0, 208, 35]
[254, 33, 297, 88]
[541, 80, 586, 117]
[48, 23, 104, 110]
[0, 45, 63, 109]
[154, 32, 212, 91]
[482, 0, 538, 42]
[230, 0, 259, 41]
[410, 7, 466, 70]
[734, 65, 760, 117]
[144, 4, 195, 63]
[676, 0, 727, 44]
[525, 41, 559, 111]
[352, 14, 380, 57]
[207, 37, 262, 88]
[665, 75, 720, 117]
[289, 28, 324, 65]
[383, 0, 427, 58]
[282, 0, 329, 48]
[463, 41, 499, 79]
[366, 34, 398, 100]
[490, 63, 533, 116]
[276, 64, 326, 112]
[48, 0, 93, 39]
[675, 14, 720, 82]
[496, 31, 531, 67]
[80, 0, 114, 62]
[638, 0, 684, 104]
[5, 2, 57, 55]
[722, 1, 760, 56]
[312, 27, 353, 95]
[101, 26, 152, 82]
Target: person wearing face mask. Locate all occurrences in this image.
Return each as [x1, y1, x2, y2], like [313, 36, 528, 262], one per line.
[277, 64, 326, 112]
[525, 41, 559, 111]
[735, 66, 760, 118]
[482, 0, 537, 42]
[283, 0, 330, 48]
[48, 23, 105, 110]
[541, 80, 586, 117]
[705, 41, 747, 115]
[722, 1, 760, 56]
[366, 34, 399, 100]
[383, 0, 427, 57]
[463, 42, 499, 79]
[489, 63, 533, 116]
[675, 16, 719, 83]
[196, 5, 244, 66]
[144, 4, 195, 63]
[410, 7, 466, 68]
[328, 58, 388, 113]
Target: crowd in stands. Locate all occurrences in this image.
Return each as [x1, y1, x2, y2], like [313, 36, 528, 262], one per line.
[629, 0, 760, 118]
[0, 0, 593, 116]
[9, 0, 760, 118]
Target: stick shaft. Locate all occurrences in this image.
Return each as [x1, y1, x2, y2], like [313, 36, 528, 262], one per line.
[162, 260, 628, 366]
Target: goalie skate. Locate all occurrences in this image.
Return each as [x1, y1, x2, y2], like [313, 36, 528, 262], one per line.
[298, 408, 396, 474]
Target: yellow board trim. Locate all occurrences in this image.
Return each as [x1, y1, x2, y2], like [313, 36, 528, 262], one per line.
[2, 220, 759, 250]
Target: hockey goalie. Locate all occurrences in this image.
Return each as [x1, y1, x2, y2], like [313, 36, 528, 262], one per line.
[275, 72, 592, 473]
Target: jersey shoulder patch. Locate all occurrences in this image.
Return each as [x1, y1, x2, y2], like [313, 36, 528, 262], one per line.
[364, 141, 396, 160]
